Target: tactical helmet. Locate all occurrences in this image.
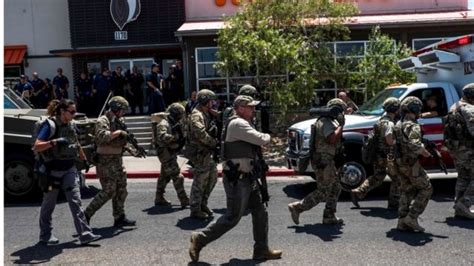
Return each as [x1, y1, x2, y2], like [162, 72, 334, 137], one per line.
[401, 96, 423, 115]
[383, 97, 400, 113]
[167, 102, 185, 119]
[109, 96, 129, 112]
[462, 83, 474, 101]
[239, 84, 258, 98]
[196, 89, 217, 104]
[327, 98, 348, 112]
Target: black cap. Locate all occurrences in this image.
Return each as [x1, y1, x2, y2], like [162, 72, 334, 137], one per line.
[151, 63, 160, 69]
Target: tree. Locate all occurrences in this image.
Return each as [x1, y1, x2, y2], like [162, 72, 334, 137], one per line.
[216, 0, 358, 115]
[353, 26, 416, 99]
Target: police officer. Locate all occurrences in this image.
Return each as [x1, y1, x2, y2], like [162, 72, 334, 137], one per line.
[288, 98, 347, 225]
[186, 89, 219, 219]
[84, 96, 137, 227]
[445, 83, 474, 219]
[33, 99, 101, 245]
[351, 97, 401, 209]
[394, 96, 433, 232]
[154, 103, 190, 207]
[189, 95, 282, 262]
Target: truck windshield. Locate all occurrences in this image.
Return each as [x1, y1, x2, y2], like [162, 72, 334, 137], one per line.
[357, 88, 406, 115]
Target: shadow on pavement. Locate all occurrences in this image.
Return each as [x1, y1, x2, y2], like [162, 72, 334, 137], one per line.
[10, 240, 96, 264]
[143, 205, 184, 215]
[358, 207, 398, 220]
[176, 217, 213, 231]
[282, 182, 317, 200]
[91, 226, 135, 240]
[385, 228, 448, 246]
[222, 258, 258, 265]
[187, 262, 211, 266]
[438, 217, 474, 230]
[288, 224, 343, 242]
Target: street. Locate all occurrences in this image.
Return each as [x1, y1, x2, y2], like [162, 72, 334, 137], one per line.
[4, 177, 474, 265]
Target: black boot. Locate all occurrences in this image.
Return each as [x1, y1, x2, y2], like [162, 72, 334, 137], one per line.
[114, 215, 136, 227]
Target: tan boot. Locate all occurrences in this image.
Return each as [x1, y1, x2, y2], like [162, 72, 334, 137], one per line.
[180, 196, 190, 209]
[403, 216, 425, 232]
[155, 193, 171, 206]
[322, 209, 344, 225]
[253, 248, 282, 261]
[454, 201, 474, 219]
[189, 232, 201, 262]
[396, 217, 409, 231]
[288, 202, 302, 225]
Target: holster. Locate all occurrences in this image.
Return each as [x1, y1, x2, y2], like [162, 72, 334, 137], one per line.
[223, 160, 241, 183]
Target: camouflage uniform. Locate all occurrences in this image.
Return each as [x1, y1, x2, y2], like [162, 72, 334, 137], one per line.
[394, 96, 433, 232]
[186, 90, 218, 218]
[446, 84, 474, 219]
[288, 98, 346, 225]
[153, 107, 189, 207]
[352, 98, 401, 208]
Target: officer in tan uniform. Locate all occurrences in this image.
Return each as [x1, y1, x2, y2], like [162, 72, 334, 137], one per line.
[189, 95, 282, 262]
[186, 89, 219, 219]
[288, 98, 347, 225]
[153, 103, 189, 207]
[84, 96, 136, 227]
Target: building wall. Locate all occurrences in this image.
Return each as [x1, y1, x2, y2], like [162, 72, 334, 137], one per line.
[185, 0, 469, 21]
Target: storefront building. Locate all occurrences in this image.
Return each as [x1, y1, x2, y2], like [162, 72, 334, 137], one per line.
[177, 0, 474, 101]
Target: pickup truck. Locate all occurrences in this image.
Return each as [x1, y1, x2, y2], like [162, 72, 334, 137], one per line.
[286, 34, 474, 190]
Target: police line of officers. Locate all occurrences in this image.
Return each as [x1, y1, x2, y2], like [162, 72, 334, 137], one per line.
[32, 83, 474, 262]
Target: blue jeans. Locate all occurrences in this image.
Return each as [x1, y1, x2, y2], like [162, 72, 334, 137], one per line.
[148, 90, 166, 114]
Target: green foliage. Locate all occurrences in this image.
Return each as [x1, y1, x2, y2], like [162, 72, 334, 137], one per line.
[216, 0, 358, 115]
[353, 26, 416, 99]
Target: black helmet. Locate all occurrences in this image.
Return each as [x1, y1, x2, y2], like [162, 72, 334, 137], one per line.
[401, 96, 423, 115]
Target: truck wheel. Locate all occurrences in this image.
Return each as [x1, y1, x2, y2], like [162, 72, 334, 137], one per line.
[4, 154, 38, 198]
[338, 161, 367, 192]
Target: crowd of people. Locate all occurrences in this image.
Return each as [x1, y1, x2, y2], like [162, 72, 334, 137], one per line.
[12, 61, 186, 118]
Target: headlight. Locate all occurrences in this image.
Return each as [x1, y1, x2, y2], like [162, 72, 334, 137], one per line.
[302, 133, 311, 149]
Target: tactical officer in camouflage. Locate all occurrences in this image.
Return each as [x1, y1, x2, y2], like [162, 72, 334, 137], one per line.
[394, 96, 433, 232]
[288, 98, 347, 225]
[153, 103, 190, 207]
[445, 83, 474, 219]
[351, 97, 401, 209]
[221, 84, 259, 128]
[185, 89, 219, 219]
[189, 95, 282, 262]
[84, 96, 137, 227]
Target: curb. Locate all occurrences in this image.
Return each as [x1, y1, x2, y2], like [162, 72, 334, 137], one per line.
[84, 168, 296, 179]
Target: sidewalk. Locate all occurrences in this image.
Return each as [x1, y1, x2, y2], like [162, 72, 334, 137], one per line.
[84, 155, 296, 179]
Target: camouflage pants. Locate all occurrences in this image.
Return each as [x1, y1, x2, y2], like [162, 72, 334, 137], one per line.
[453, 150, 474, 207]
[190, 153, 218, 213]
[300, 158, 341, 213]
[156, 151, 187, 201]
[355, 157, 401, 205]
[84, 155, 128, 220]
[397, 161, 433, 218]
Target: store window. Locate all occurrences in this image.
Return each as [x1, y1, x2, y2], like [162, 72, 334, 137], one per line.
[108, 58, 155, 76]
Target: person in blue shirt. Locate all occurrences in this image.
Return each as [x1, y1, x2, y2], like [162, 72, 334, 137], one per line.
[185, 91, 198, 115]
[93, 67, 113, 116]
[30, 72, 46, 108]
[13, 75, 33, 100]
[33, 99, 101, 245]
[52, 68, 70, 100]
[146, 63, 166, 114]
[75, 72, 94, 117]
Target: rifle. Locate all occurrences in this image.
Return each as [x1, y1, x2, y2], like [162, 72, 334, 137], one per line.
[115, 118, 147, 158]
[309, 106, 343, 119]
[252, 147, 270, 206]
[170, 120, 185, 151]
[422, 138, 448, 175]
[208, 118, 221, 163]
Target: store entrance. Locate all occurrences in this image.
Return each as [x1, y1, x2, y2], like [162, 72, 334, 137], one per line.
[108, 58, 155, 75]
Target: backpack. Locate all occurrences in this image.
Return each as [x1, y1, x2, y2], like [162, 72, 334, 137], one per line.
[32, 117, 57, 144]
[443, 104, 472, 150]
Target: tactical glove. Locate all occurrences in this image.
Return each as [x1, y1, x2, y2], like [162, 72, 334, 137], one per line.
[53, 137, 70, 146]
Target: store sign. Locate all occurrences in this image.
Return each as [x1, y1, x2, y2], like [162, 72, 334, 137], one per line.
[114, 31, 128, 40]
[110, 0, 141, 30]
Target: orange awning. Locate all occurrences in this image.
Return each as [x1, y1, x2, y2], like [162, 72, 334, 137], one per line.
[4, 45, 27, 65]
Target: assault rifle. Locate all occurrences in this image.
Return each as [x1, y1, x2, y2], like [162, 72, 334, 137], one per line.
[208, 119, 221, 163]
[309, 106, 344, 119]
[422, 138, 448, 175]
[115, 118, 147, 158]
[170, 121, 185, 151]
[252, 147, 270, 206]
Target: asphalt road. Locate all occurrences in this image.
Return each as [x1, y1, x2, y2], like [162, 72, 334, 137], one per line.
[4, 177, 474, 265]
